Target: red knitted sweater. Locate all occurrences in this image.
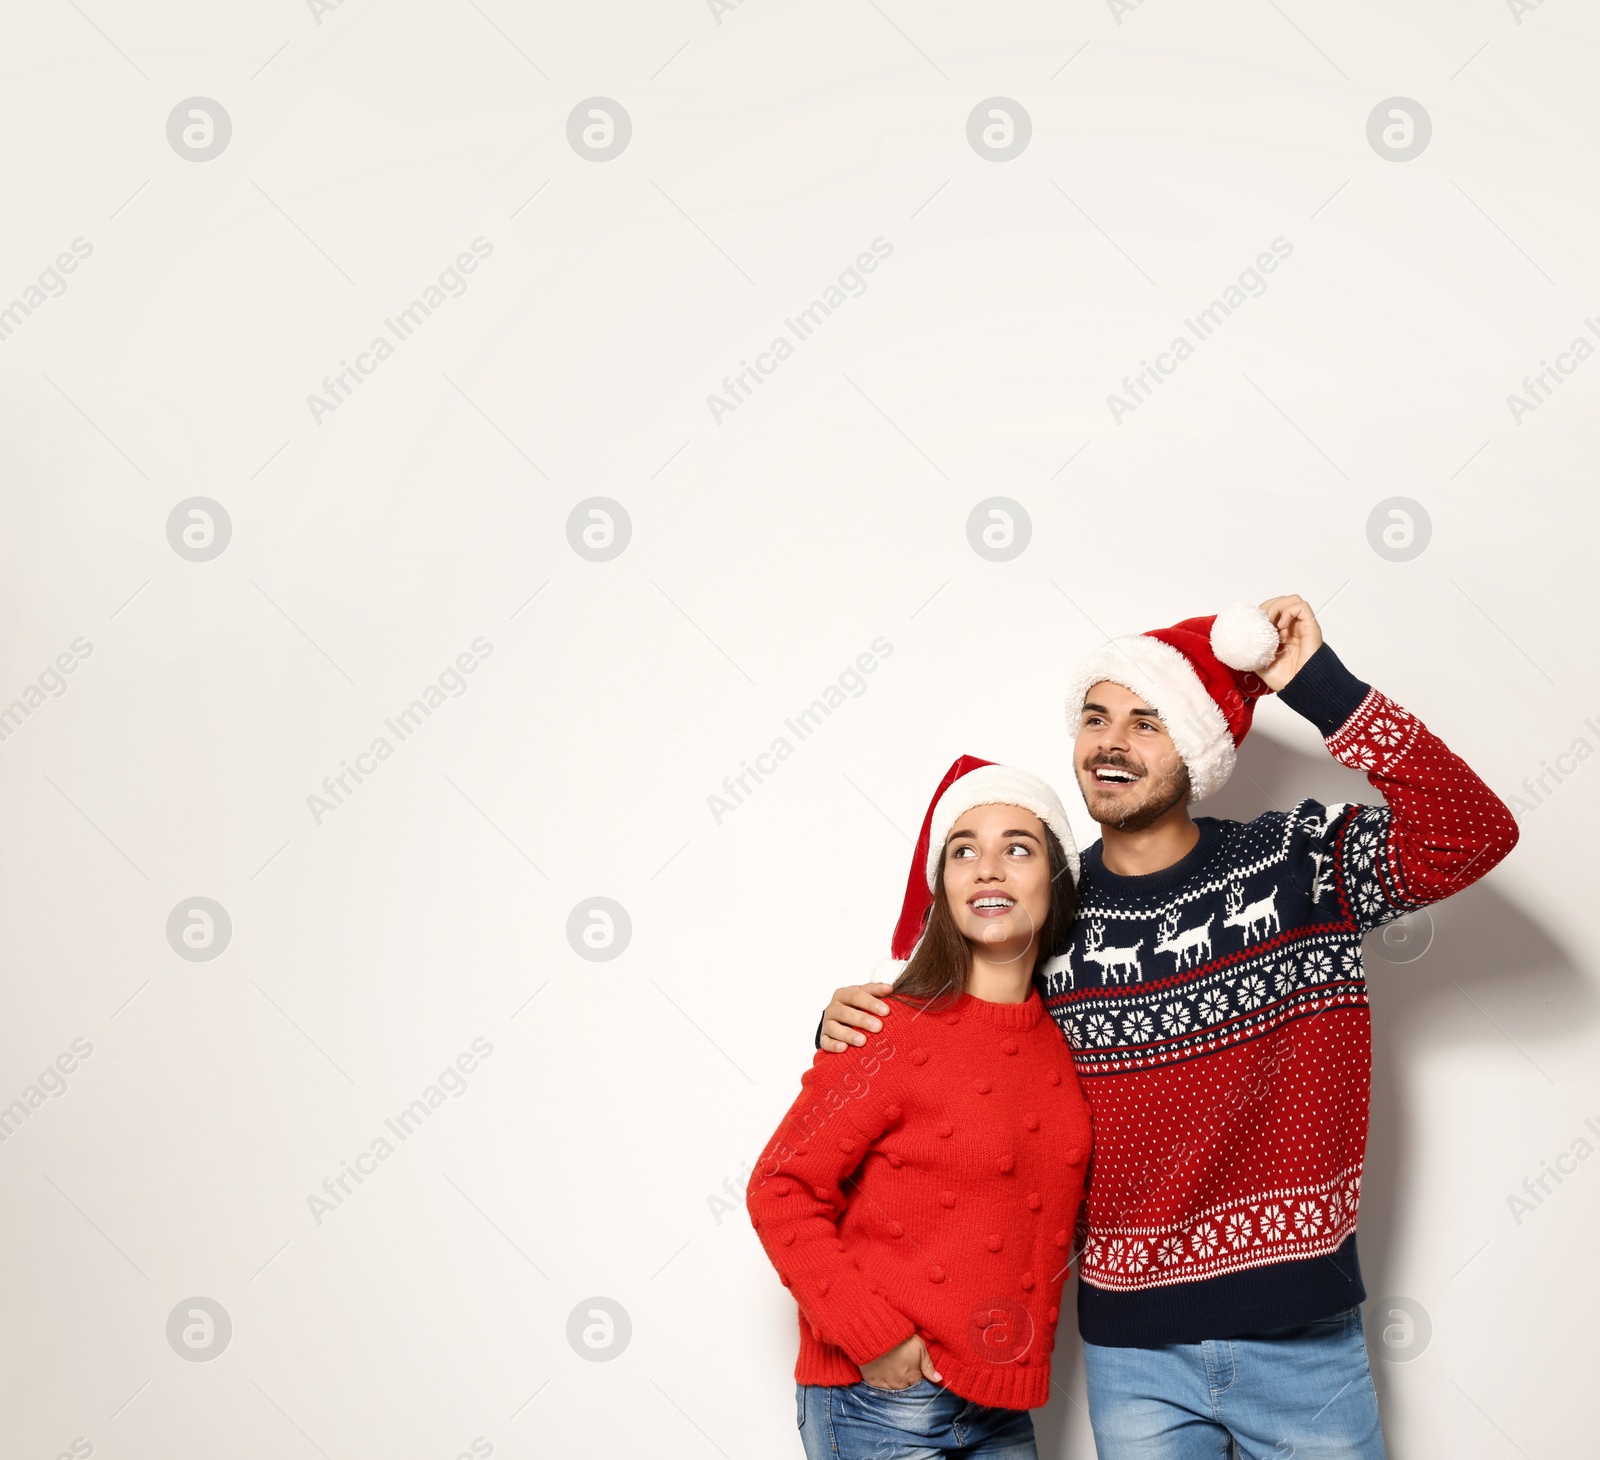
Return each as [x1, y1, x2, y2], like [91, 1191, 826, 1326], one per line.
[746, 987, 1092, 1410]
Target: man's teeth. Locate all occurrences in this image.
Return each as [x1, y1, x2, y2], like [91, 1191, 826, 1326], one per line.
[1095, 767, 1138, 783]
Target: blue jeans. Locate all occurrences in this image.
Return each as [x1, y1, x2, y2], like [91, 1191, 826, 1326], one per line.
[798, 1379, 1037, 1459]
[1085, 1306, 1386, 1459]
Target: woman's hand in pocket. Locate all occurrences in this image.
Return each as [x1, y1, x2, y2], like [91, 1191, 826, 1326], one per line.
[859, 1334, 942, 1391]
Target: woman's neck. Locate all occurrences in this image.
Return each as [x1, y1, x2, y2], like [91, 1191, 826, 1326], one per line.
[964, 943, 1038, 1004]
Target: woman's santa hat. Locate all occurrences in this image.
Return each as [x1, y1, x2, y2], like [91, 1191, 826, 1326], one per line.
[1062, 602, 1282, 802]
[886, 755, 1080, 964]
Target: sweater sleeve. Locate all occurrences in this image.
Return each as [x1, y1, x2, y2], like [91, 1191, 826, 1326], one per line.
[1279, 644, 1519, 932]
[746, 1031, 917, 1366]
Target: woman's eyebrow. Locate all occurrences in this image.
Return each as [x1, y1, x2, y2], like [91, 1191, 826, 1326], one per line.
[949, 827, 1040, 842]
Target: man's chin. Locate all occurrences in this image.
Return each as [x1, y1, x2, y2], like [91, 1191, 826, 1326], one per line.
[1080, 784, 1149, 825]
[1086, 798, 1146, 828]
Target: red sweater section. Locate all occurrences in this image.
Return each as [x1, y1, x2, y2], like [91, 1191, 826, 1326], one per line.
[747, 987, 1092, 1411]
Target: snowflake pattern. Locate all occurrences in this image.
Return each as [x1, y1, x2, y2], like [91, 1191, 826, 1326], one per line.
[1234, 973, 1267, 1010]
[1368, 714, 1407, 749]
[1160, 1001, 1192, 1036]
[1349, 827, 1380, 870]
[1303, 948, 1333, 984]
[1274, 960, 1299, 998]
[1081, 1173, 1362, 1290]
[1339, 947, 1362, 980]
[1085, 1012, 1116, 1047]
[1190, 1221, 1220, 1260]
[1122, 1009, 1154, 1042]
[1328, 693, 1419, 775]
[1197, 987, 1230, 1023]
[1292, 1199, 1324, 1239]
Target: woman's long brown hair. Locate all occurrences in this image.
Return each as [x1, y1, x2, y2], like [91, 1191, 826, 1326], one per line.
[890, 828, 1078, 1012]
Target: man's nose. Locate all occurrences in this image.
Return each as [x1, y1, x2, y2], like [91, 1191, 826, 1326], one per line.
[1090, 726, 1128, 755]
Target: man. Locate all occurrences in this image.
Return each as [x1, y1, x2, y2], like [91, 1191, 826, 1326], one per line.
[818, 595, 1518, 1458]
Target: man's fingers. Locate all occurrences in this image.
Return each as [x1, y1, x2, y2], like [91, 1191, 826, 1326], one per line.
[819, 1024, 870, 1050]
[828, 1001, 885, 1033]
[835, 983, 893, 1018]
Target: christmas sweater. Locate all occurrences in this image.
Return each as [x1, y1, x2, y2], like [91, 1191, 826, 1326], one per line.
[1043, 644, 1519, 1345]
[748, 988, 1093, 1410]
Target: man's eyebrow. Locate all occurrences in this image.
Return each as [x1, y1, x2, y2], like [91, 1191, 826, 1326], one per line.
[1082, 700, 1163, 721]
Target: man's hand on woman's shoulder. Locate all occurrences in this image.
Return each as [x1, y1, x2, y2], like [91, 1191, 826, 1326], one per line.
[819, 982, 895, 1053]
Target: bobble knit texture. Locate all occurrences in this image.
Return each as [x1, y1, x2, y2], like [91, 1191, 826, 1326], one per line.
[1044, 672, 1520, 1346]
[747, 989, 1092, 1410]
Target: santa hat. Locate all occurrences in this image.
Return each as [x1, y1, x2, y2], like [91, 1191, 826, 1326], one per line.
[885, 756, 1080, 965]
[1062, 602, 1282, 802]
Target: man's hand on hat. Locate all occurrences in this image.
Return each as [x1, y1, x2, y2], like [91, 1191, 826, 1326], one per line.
[1256, 594, 1323, 691]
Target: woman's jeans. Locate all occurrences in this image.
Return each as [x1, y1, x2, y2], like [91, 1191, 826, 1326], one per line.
[797, 1379, 1037, 1459]
[1084, 1305, 1387, 1459]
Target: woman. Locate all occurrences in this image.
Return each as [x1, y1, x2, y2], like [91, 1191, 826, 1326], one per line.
[747, 755, 1093, 1460]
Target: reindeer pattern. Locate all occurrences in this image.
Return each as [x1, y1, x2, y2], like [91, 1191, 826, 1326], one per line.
[1222, 879, 1281, 944]
[1153, 907, 1213, 971]
[1081, 921, 1143, 984]
[1056, 800, 1371, 1038]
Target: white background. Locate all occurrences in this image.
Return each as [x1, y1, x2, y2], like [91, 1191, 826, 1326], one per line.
[1, 0, 1596, 1456]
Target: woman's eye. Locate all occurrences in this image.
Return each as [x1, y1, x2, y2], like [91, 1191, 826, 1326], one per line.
[1007, 843, 1031, 856]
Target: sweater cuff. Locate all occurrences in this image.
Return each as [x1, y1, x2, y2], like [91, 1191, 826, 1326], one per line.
[1275, 642, 1371, 739]
[804, 1287, 918, 1366]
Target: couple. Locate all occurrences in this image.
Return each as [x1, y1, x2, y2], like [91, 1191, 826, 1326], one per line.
[746, 596, 1519, 1459]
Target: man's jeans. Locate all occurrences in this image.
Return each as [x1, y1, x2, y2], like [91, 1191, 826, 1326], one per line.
[797, 1379, 1037, 1459]
[1085, 1306, 1386, 1459]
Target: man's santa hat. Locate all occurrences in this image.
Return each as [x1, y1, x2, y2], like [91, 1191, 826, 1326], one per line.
[883, 755, 1080, 968]
[1063, 602, 1282, 802]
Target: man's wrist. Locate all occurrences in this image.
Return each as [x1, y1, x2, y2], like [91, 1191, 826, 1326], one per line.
[1275, 642, 1371, 737]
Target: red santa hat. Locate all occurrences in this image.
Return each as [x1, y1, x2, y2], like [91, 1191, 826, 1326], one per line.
[885, 755, 1080, 965]
[1062, 602, 1282, 802]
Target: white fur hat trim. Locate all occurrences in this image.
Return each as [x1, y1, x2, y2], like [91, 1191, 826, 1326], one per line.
[924, 764, 1080, 889]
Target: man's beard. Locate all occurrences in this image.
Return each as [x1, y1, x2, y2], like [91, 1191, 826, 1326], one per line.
[1085, 759, 1191, 832]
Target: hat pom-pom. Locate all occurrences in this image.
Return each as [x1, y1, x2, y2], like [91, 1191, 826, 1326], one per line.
[1210, 602, 1280, 673]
